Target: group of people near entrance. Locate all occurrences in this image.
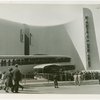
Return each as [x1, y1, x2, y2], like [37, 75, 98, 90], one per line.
[0, 64, 23, 93]
[53, 72, 82, 88]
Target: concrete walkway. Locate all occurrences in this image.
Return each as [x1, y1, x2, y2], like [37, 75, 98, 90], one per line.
[21, 79, 99, 87]
[1, 84, 100, 94]
[0, 79, 100, 94]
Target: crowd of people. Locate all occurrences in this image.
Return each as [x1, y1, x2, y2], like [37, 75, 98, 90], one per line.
[59, 71, 99, 81]
[0, 64, 23, 93]
[52, 71, 100, 88]
[1, 66, 100, 91]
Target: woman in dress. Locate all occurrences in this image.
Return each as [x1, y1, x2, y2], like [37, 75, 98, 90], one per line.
[4, 68, 13, 93]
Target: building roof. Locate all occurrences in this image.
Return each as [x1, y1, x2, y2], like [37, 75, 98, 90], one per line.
[33, 64, 59, 69]
[33, 63, 74, 69]
[0, 55, 70, 59]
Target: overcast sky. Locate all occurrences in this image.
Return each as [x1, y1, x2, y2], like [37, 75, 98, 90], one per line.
[0, 4, 99, 26]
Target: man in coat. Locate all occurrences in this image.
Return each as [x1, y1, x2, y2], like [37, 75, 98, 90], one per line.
[12, 64, 21, 93]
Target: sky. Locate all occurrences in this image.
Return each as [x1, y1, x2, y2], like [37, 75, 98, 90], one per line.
[0, 4, 99, 26]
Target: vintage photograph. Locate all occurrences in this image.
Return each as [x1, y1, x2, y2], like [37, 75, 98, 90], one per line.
[0, 3, 100, 94]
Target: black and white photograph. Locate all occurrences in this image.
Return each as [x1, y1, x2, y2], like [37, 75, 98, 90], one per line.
[0, 2, 100, 97]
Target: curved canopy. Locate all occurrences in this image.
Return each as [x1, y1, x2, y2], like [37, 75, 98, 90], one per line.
[33, 64, 60, 73]
[33, 64, 59, 69]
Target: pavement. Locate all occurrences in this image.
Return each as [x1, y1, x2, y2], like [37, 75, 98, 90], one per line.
[22, 84, 100, 94]
[21, 79, 99, 87]
[1, 84, 100, 94]
[0, 79, 100, 94]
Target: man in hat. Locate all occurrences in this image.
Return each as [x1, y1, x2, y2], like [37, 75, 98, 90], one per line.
[12, 64, 21, 93]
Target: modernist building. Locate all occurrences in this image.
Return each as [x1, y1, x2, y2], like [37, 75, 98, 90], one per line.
[0, 5, 100, 73]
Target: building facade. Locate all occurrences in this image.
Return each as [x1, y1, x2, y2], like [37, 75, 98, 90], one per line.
[0, 7, 100, 71]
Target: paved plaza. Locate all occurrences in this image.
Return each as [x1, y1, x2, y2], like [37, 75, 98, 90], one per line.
[0, 83, 100, 94]
[0, 79, 100, 94]
[19, 84, 100, 94]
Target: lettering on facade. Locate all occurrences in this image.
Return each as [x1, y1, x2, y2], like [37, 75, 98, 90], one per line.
[85, 16, 91, 67]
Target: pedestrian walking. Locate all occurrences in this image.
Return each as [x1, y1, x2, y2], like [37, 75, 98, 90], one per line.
[4, 68, 13, 93]
[54, 75, 59, 88]
[12, 64, 21, 93]
[0, 71, 6, 90]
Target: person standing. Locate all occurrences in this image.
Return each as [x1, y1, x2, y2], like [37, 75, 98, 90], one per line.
[73, 72, 78, 85]
[12, 64, 21, 93]
[77, 72, 81, 86]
